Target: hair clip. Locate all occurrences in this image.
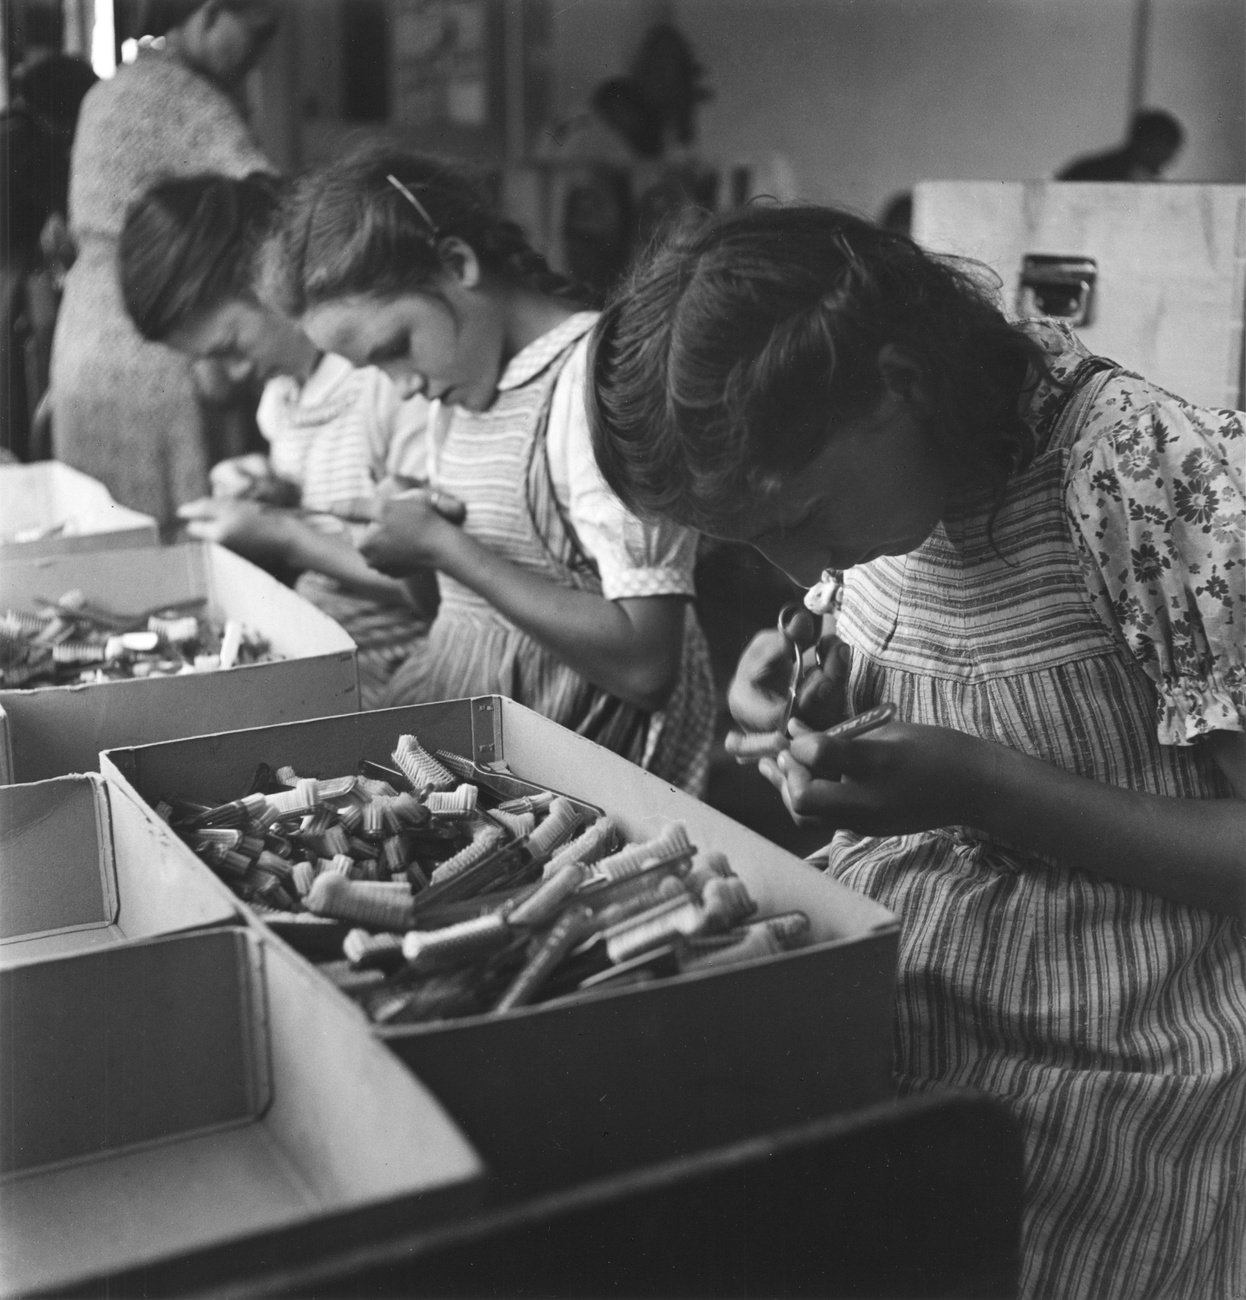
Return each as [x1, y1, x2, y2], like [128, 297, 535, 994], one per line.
[386, 174, 439, 238]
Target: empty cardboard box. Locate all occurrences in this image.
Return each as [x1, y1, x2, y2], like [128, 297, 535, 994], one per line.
[0, 540, 361, 783]
[0, 773, 239, 968]
[0, 927, 483, 1296]
[0, 461, 158, 559]
[103, 696, 901, 1189]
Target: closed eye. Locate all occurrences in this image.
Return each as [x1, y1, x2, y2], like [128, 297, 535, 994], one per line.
[367, 334, 409, 365]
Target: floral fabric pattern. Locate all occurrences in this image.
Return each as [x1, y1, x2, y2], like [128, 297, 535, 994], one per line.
[1050, 326, 1246, 744]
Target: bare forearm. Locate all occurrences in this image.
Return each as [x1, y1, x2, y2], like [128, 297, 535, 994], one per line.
[284, 525, 413, 606]
[436, 532, 681, 711]
[964, 741, 1245, 919]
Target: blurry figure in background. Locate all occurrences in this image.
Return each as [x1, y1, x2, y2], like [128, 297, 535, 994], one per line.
[49, 0, 279, 530]
[878, 191, 913, 236]
[0, 54, 97, 460]
[548, 22, 715, 296]
[1058, 108, 1185, 181]
[119, 173, 434, 708]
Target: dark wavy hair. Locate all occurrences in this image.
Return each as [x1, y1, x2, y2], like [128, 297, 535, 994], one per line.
[587, 203, 1052, 531]
[120, 171, 282, 341]
[270, 145, 594, 316]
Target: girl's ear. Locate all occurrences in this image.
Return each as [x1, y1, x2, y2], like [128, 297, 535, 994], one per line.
[876, 343, 930, 412]
[438, 237, 483, 290]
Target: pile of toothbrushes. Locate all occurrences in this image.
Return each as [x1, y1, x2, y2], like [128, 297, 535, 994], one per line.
[160, 732, 813, 1025]
[0, 588, 274, 687]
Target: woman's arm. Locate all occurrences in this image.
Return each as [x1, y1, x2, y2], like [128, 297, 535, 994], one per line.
[358, 489, 686, 712]
[179, 499, 416, 606]
[765, 722, 1246, 921]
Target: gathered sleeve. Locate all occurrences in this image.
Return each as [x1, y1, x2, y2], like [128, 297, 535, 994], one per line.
[548, 337, 699, 601]
[1065, 392, 1245, 744]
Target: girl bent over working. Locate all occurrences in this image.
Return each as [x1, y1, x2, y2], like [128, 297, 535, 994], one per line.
[119, 173, 433, 706]
[271, 149, 715, 793]
[588, 205, 1245, 1300]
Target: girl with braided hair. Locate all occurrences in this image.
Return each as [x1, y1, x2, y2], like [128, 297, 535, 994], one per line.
[273, 148, 714, 794]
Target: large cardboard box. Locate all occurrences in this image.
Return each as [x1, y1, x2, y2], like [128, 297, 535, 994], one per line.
[0, 540, 361, 783]
[0, 773, 240, 968]
[103, 696, 901, 1189]
[0, 460, 158, 559]
[912, 181, 1246, 410]
[0, 927, 483, 1297]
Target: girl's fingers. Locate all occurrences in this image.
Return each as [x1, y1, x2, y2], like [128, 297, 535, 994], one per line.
[357, 523, 384, 559]
[728, 629, 795, 732]
[429, 490, 467, 523]
[788, 737, 845, 783]
[329, 496, 381, 524]
[794, 637, 850, 729]
[182, 519, 219, 541]
[774, 758, 838, 830]
[176, 497, 219, 520]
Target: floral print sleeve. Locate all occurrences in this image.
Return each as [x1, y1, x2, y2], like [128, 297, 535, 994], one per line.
[1065, 381, 1245, 745]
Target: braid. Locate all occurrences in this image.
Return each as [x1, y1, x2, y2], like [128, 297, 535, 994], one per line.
[476, 219, 599, 307]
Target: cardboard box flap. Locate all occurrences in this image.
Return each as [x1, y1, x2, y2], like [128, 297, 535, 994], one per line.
[0, 775, 239, 965]
[0, 774, 117, 943]
[103, 777, 241, 938]
[0, 461, 158, 558]
[0, 929, 483, 1296]
[202, 544, 356, 659]
[0, 928, 267, 1177]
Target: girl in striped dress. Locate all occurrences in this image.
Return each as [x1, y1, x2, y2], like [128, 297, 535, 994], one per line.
[273, 150, 715, 795]
[587, 205, 1245, 1298]
[119, 174, 433, 705]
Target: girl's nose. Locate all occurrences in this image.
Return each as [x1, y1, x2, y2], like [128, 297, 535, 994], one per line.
[224, 358, 255, 384]
[755, 536, 825, 588]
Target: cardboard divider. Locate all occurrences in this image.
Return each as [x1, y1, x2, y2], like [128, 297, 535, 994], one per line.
[0, 462, 159, 560]
[0, 928, 484, 1296]
[102, 697, 900, 1190]
[0, 774, 239, 968]
[0, 540, 361, 784]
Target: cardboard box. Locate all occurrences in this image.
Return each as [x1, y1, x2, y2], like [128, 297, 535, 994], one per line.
[0, 773, 240, 968]
[0, 540, 361, 784]
[102, 697, 901, 1189]
[0, 460, 158, 559]
[0, 926, 483, 1297]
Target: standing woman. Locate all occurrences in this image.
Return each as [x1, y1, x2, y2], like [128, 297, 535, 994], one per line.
[272, 149, 715, 794]
[588, 205, 1244, 1298]
[50, 0, 277, 527]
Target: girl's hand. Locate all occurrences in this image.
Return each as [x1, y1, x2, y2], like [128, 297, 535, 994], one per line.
[727, 628, 852, 733]
[758, 719, 991, 835]
[357, 486, 467, 576]
[177, 497, 296, 565]
[209, 455, 300, 507]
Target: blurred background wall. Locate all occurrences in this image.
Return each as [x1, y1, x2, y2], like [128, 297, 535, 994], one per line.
[544, 0, 1243, 206]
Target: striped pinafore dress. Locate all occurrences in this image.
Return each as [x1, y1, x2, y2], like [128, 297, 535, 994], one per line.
[830, 332, 1246, 1299]
[381, 313, 715, 795]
